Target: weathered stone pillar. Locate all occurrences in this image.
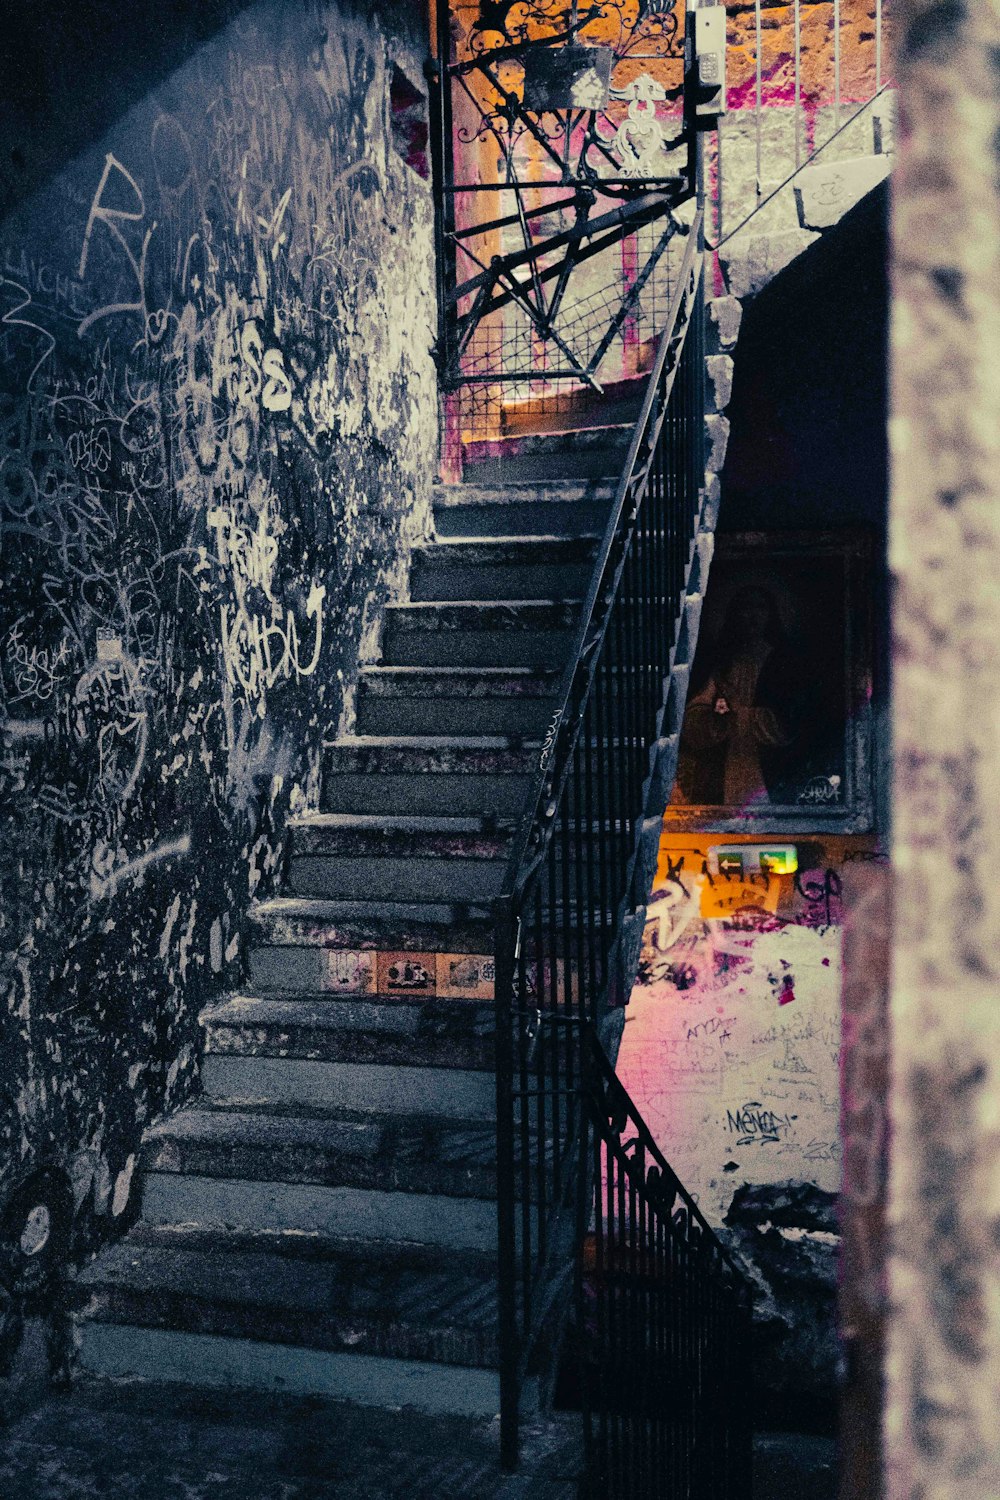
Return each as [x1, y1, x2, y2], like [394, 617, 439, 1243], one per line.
[887, 3, 1000, 1497]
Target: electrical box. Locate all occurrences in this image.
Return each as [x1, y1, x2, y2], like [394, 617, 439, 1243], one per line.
[692, 6, 727, 121]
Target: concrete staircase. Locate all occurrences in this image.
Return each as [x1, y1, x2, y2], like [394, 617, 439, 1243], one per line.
[73, 478, 614, 1423]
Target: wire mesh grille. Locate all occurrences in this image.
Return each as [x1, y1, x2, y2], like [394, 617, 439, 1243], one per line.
[435, 0, 692, 472]
[447, 209, 689, 463]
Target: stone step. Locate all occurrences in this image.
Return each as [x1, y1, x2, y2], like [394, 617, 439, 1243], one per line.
[318, 729, 676, 824]
[248, 896, 494, 954]
[139, 1168, 498, 1252]
[246, 897, 495, 995]
[356, 666, 561, 738]
[141, 1102, 498, 1201]
[285, 814, 510, 904]
[460, 426, 631, 483]
[200, 993, 494, 1071]
[410, 535, 599, 602]
[381, 600, 579, 669]
[75, 1234, 500, 1371]
[432, 480, 614, 539]
[200, 1054, 495, 1120]
[77, 1322, 501, 1418]
[352, 642, 695, 744]
[320, 737, 537, 817]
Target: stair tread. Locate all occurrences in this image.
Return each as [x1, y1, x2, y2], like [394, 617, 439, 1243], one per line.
[289, 813, 514, 835]
[121, 1220, 499, 1268]
[199, 997, 494, 1069]
[141, 1104, 501, 1197]
[148, 1097, 498, 1134]
[144, 1104, 499, 1164]
[32, 1367, 583, 1491]
[145, 1105, 388, 1151]
[323, 734, 537, 749]
[359, 665, 559, 677]
[287, 817, 510, 871]
[251, 897, 493, 926]
[207, 990, 492, 1013]
[432, 480, 615, 501]
[78, 1240, 498, 1330]
[359, 666, 563, 693]
[248, 899, 494, 956]
[386, 599, 579, 618]
[200, 996, 493, 1032]
[413, 535, 600, 555]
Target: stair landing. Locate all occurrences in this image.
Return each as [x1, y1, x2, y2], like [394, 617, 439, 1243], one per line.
[1, 1381, 584, 1499]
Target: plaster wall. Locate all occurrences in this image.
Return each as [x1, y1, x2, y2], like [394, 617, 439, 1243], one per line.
[617, 834, 868, 1225]
[618, 831, 879, 1424]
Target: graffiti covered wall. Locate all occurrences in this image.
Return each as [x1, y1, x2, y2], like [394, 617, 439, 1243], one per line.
[618, 831, 881, 1423]
[0, 0, 436, 1364]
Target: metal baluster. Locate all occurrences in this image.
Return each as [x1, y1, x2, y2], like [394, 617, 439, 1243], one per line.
[516, 904, 531, 1345]
[533, 881, 546, 1272]
[493, 902, 518, 1470]
[594, 659, 612, 987]
[582, 699, 599, 1008]
[547, 818, 561, 1200]
[607, 1143, 620, 1489]
[617, 1142, 629, 1493]
[570, 746, 586, 1070]
[625, 530, 641, 853]
[611, 596, 628, 901]
[653, 424, 667, 697]
[593, 1121, 608, 1493]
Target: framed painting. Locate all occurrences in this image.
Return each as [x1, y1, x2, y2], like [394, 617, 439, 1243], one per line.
[664, 531, 875, 833]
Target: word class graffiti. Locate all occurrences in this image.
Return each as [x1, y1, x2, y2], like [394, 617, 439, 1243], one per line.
[219, 582, 325, 713]
[725, 1100, 798, 1146]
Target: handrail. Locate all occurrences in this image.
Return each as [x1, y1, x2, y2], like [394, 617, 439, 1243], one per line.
[492, 206, 720, 1473]
[585, 1036, 749, 1288]
[499, 209, 705, 908]
[582, 1034, 754, 1499]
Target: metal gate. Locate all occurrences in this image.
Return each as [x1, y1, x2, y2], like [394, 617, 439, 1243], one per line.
[429, 0, 699, 469]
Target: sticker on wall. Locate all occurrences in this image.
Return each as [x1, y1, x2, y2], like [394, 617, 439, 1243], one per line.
[437, 953, 495, 1001]
[323, 951, 376, 994]
[521, 44, 613, 112]
[377, 951, 437, 996]
[708, 844, 798, 878]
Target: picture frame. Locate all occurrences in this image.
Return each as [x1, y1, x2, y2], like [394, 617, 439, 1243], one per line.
[664, 530, 875, 833]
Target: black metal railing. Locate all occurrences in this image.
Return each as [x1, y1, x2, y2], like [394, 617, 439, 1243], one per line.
[491, 208, 750, 1489]
[580, 1040, 753, 1499]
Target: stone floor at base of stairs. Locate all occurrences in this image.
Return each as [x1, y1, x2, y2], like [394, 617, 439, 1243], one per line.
[0, 1379, 582, 1499]
[0, 1381, 838, 1499]
[752, 1430, 838, 1500]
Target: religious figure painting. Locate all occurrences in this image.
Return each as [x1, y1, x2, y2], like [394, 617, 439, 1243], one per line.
[667, 532, 874, 832]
